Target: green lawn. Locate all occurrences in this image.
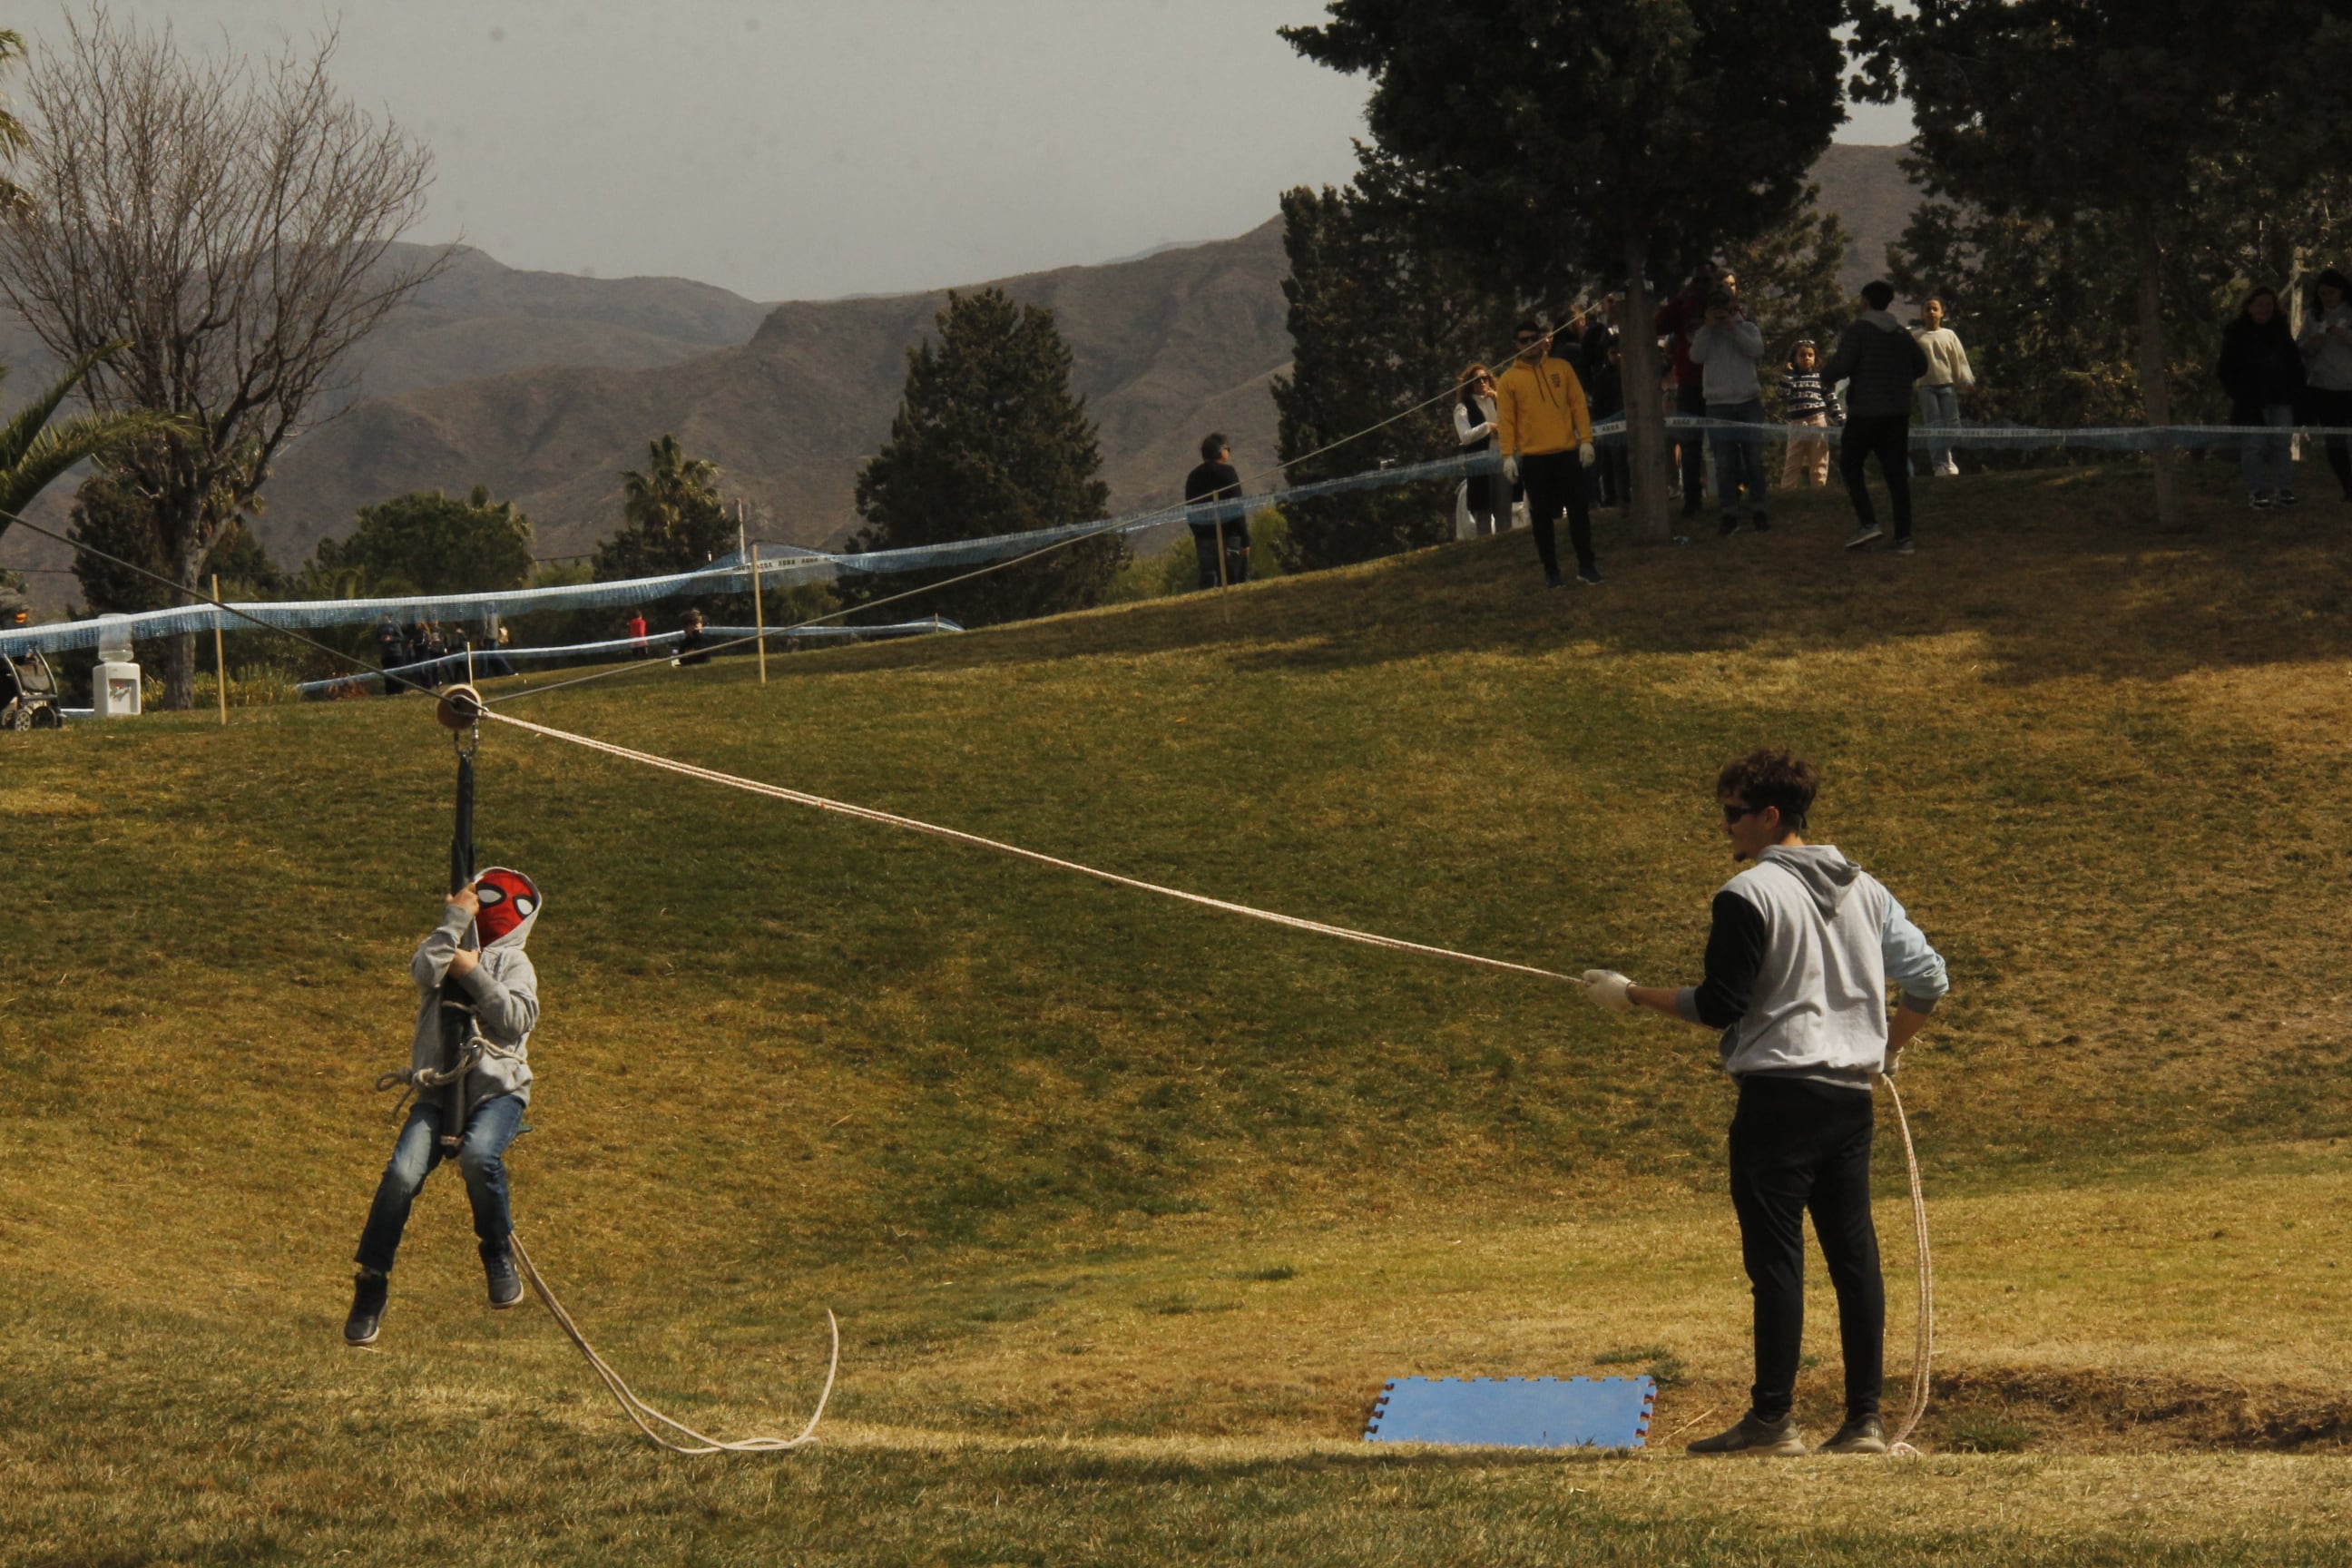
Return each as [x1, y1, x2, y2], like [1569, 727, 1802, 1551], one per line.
[8, 464, 2352, 1564]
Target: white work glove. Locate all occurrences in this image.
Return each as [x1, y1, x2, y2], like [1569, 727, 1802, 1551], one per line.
[1502, 456, 1520, 484]
[1582, 969, 1635, 1013]
[1578, 441, 1596, 469]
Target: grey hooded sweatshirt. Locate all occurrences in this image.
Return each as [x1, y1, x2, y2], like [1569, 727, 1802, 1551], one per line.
[408, 896, 541, 1106]
[1675, 844, 1947, 1093]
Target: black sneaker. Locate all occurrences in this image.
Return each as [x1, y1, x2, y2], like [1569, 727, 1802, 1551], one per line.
[345, 1269, 387, 1347]
[2277, 490, 2300, 506]
[2250, 491, 2273, 510]
[1750, 514, 1771, 533]
[1687, 1412, 1807, 1456]
[1577, 565, 1604, 586]
[1719, 514, 1741, 536]
[1891, 536, 1916, 555]
[1816, 1415, 1888, 1455]
[1845, 523, 1884, 550]
[1544, 570, 1564, 590]
[484, 1246, 524, 1309]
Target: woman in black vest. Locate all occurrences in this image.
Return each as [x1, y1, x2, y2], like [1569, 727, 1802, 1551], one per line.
[1455, 363, 1504, 537]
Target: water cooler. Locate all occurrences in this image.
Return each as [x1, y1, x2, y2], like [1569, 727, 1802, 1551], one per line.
[93, 614, 140, 718]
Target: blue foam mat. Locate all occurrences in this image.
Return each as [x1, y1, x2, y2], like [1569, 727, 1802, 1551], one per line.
[1363, 1376, 1656, 1449]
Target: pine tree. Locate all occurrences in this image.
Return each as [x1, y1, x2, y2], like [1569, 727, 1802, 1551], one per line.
[1284, 0, 1855, 545]
[846, 289, 1116, 628]
[1272, 162, 1525, 572]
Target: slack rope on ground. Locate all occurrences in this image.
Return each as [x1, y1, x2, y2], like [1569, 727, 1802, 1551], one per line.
[470, 699, 1939, 1452]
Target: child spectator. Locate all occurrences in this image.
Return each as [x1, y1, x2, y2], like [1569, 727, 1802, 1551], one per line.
[1779, 340, 1838, 488]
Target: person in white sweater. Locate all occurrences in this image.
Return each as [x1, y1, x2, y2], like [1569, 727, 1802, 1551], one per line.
[1454, 362, 1504, 537]
[1912, 299, 1975, 477]
[2298, 269, 2352, 502]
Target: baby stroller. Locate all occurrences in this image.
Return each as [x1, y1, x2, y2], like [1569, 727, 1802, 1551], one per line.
[1, 647, 63, 730]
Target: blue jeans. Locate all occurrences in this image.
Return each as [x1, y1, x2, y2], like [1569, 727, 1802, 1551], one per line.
[2238, 405, 2295, 495]
[1707, 398, 1769, 519]
[355, 1093, 525, 1274]
[1916, 384, 1960, 474]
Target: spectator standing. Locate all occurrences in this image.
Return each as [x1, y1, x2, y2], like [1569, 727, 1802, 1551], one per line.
[374, 612, 406, 696]
[1181, 433, 1250, 589]
[1495, 320, 1601, 587]
[1779, 341, 1838, 488]
[406, 621, 442, 689]
[2218, 286, 2305, 508]
[2298, 269, 2352, 503]
[1911, 299, 1975, 477]
[1586, 331, 1630, 509]
[1656, 270, 1717, 515]
[1690, 286, 1771, 534]
[626, 611, 649, 659]
[1825, 282, 1932, 554]
[676, 609, 711, 666]
[1455, 364, 1504, 539]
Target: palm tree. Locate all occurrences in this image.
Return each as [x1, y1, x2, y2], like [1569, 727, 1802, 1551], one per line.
[620, 433, 721, 539]
[0, 347, 176, 532]
[0, 30, 29, 220]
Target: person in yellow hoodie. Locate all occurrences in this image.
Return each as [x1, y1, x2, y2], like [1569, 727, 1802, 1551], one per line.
[1495, 320, 1601, 586]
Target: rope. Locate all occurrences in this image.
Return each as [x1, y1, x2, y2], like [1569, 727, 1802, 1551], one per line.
[509, 1228, 838, 1455]
[1881, 1072, 1934, 1455]
[476, 708, 1587, 988]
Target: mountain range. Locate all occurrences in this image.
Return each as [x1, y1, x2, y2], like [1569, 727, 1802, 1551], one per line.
[1, 144, 1920, 604]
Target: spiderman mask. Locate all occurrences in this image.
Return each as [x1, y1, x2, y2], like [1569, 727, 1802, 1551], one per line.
[471, 867, 541, 946]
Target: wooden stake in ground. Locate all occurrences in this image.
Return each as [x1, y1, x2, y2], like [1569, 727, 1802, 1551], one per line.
[750, 541, 768, 684]
[210, 573, 226, 727]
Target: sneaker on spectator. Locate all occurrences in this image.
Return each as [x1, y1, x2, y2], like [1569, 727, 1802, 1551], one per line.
[1576, 565, 1604, 586]
[2250, 491, 2273, 509]
[1687, 1413, 1807, 1456]
[1750, 514, 1770, 533]
[1844, 523, 1884, 550]
[1816, 1416, 1888, 1455]
[2276, 489, 2299, 506]
[1544, 570, 1564, 590]
[1891, 536, 1916, 555]
[1719, 514, 1741, 536]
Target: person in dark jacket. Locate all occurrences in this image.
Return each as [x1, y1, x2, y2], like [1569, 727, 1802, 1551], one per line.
[1182, 433, 1250, 589]
[1824, 282, 1931, 554]
[675, 609, 711, 666]
[1586, 332, 1630, 509]
[2219, 286, 2306, 507]
[375, 613, 407, 696]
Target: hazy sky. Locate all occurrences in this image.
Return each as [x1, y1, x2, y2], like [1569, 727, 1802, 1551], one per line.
[44, 3, 1914, 303]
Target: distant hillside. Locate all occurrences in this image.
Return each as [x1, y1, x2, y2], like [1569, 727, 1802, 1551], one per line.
[256, 221, 1294, 565]
[1811, 143, 1924, 293]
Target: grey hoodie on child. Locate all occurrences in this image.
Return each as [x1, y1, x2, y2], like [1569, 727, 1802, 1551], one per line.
[1675, 844, 1947, 1093]
[408, 896, 541, 1106]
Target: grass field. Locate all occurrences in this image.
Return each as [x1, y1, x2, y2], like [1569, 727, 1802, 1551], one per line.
[9, 463, 2352, 1564]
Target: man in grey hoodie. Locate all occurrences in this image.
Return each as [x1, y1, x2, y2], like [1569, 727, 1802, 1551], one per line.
[1582, 749, 1947, 1456]
[1824, 281, 1932, 553]
[345, 867, 544, 1347]
[1689, 286, 1771, 534]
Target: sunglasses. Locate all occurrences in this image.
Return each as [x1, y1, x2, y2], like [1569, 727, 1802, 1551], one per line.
[1722, 801, 1764, 822]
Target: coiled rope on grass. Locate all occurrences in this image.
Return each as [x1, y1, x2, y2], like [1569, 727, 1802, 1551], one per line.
[510, 1228, 839, 1455]
[479, 705, 1938, 1455]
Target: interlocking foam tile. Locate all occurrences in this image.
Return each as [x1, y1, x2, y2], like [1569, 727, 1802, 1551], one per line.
[1362, 1376, 1656, 1449]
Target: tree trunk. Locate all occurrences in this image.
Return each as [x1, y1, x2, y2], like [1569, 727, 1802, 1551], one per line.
[2131, 206, 2180, 531]
[1620, 233, 1671, 545]
[160, 512, 205, 710]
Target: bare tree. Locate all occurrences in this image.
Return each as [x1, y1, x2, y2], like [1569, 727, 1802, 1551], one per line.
[0, 11, 444, 706]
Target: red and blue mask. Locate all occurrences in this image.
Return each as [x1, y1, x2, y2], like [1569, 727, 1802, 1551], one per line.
[473, 867, 541, 946]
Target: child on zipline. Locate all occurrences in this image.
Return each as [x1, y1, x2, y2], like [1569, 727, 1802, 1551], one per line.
[345, 868, 543, 1347]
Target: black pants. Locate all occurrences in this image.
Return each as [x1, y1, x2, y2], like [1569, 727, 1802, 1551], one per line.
[1593, 436, 1629, 507]
[1191, 524, 1250, 590]
[1676, 381, 1709, 505]
[2308, 387, 2352, 498]
[1840, 415, 1914, 541]
[1728, 1075, 1884, 1426]
[1520, 450, 1594, 580]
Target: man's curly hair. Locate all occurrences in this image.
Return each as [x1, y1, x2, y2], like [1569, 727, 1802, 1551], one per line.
[1716, 748, 1818, 832]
